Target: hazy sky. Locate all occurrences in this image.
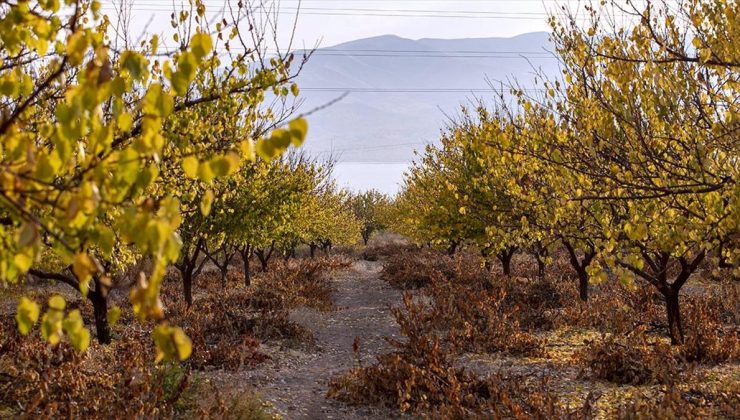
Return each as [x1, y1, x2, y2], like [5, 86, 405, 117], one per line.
[103, 0, 568, 48]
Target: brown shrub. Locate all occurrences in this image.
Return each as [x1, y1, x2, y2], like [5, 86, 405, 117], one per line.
[554, 281, 665, 335]
[259, 258, 338, 312]
[576, 328, 682, 385]
[0, 316, 196, 418]
[380, 248, 454, 289]
[422, 280, 546, 357]
[616, 385, 740, 419]
[680, 296, 740, 364]
[328, 321, 571, 418]
[361, 242, 420, 261]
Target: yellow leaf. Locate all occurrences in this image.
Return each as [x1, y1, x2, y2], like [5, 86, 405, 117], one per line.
[288, 118, 309, 147]
[190, 32, 213, 61]
[72, 253, 97, 296]
[16, 297, 40, 336]
[182, 156, 199, 179]
[200, 189, 214, 216]
[107, 306, 122, 327]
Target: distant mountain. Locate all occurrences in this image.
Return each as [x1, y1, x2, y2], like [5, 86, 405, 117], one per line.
[294, 32, 558, 163]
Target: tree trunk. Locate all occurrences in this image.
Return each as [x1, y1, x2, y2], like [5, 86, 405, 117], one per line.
[619, 250, 705, 345]
[578, 270, 589, 302]
[447, 241, 459, 256]
[563, 241, 595, 302]
[664, 290, 684, 345]
[255, 245, 273, 272]
[310, 243, 317, 259]
[89, 290, 111, 345]
[220, 264, 229, 289]
[183, 270, 193, 307]
[500, 255, 511, 276]
[533, 243, 548, 278]
[321, 240, 332, 256]
[177, 238, 205, 307]
[497, 248, 516, 276]
[239, 245, 252, 287]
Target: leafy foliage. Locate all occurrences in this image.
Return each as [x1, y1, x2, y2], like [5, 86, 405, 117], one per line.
[1, 0, 308, 356]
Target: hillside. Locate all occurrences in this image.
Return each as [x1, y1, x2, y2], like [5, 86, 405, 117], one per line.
[296, 32, 558, 162]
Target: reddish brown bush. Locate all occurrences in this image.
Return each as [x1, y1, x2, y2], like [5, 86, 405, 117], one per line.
[680, 297, 740, 364]
[361, 242, 420, 261]
[616, 385, 740, 419]
[328, 316, 570, 418]
[422, 280, 546, 357]
[0, 316, 196, 418]
[554, 280, 665, 335]
[576, 329, 682, 385]
[380, 248, 455, 289]
[260, 258, 340, 312]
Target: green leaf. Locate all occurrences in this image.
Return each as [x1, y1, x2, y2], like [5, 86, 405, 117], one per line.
[171, 52, 197, 95]
[256, 138, 277, 161]
[143, 84, 174, 117]
[16, 297, 40, 336]
[66, 32, 88, 65]
[197, 161, 215, 182]
[120, 51, 149, 81]
[13, 253, 33, 273]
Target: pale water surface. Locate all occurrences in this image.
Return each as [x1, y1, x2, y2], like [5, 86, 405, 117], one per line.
[332, 162, 409, 196]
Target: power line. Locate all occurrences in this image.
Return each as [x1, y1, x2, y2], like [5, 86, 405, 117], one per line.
[298, 52, 556, 59]
[313, 48, 551, 54]
[97, 6, 557, 20]
[309, 141, 433, 154]
[125, 4, 559, 16]
[299, 87, 545, 93]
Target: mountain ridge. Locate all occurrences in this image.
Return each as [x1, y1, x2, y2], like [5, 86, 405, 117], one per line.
[296, 32, 557, 163]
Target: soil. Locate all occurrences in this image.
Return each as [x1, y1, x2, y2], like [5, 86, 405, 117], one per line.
[207, 259, 405, 419]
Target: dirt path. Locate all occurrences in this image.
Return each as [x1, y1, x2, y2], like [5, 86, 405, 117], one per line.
[238, 260, 403, 419]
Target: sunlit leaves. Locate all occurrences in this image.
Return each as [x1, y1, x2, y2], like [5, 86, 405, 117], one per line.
[190, 32, 213, 60]
[15, 297, 40, 336]
[182, 156, 199, 179]
[63, 310, 91, 351]
[200, 190, 214, 216]
[1, 0, 306, 360]
[153, 325, 192, 362]
[107, 306, 122, 327]
[257, 118, 309, 160]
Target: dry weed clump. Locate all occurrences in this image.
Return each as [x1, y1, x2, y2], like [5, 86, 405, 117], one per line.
[494, 275, 572, 331]
[553, 280, 665, 335]
[259, 257, 345, 312]
[0, 316, 197, 418]
[576, 328, 682, 385]
[615, 384, 740, 419]
[422, 280, 546, 357]
[361, 242, 420, 261]
[160, 256, 348, 369]
[679, 297, 740, 365]
[327, 314, 571, 418]
[380, 248, 455, 289]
